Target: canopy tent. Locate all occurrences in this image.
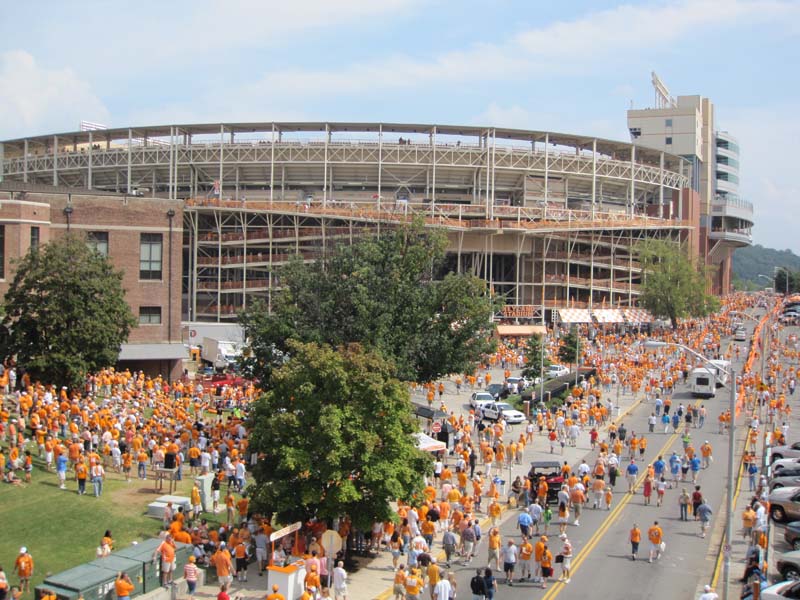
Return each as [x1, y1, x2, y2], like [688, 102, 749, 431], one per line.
[558, 308, 593, 324]
[593, 309, 625, 324]
[623, 308, 653, 324]
[414, 432, 446, 453]
[496, 325, 547, 337]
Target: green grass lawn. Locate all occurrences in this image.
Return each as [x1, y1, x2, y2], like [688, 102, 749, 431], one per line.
[0, 451, 169, 596]
[0, 447, 238, 598]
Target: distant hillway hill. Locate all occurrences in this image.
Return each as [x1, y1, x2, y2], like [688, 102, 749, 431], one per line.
[733, 244, 800, 285]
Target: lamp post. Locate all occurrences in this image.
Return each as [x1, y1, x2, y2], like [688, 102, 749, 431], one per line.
[63, 204, 73, 232]
[644, 340, 736, 600]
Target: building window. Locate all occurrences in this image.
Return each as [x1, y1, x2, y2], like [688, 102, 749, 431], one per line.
[139, 233, 162, 280]
[139, 306, 162, 325]
[665, 118, 673, 127]
[87, 231, 109, 256]
[665, 137, 673, 145]
[0, 225, 5, 279]
[30, 226, 40, 250]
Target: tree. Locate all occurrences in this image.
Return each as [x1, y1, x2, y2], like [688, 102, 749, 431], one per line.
[247, 341, 430, 529]
[522, 334, 550, 380]
[240, 220, 498, 384]
[637, 240, 721, 328]
[558, 330, 580, 367]
[0, 234, 136, 389]
[774, 269, 800, 295]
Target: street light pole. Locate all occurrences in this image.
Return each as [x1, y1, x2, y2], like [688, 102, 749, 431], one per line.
[643, 340, 736, 599]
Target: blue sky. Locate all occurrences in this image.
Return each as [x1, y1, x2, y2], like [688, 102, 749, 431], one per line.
[1, 0, 797, 250]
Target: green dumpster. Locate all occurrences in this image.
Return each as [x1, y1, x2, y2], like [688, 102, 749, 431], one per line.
[90, 555, 144, 596]
[114, 538, 193, 593]
[42, 564, 117, 600]
[35, 584, 79, 600]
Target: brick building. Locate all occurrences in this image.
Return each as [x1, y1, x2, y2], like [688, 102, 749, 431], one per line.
[0, 187, 185, 379]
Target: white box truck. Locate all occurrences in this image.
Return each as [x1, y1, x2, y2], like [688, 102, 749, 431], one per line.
[201, 337, 241, 371]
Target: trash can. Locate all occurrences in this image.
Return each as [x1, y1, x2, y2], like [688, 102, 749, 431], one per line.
[90, 555, 144, 596]
[114, 538, 192, 593]
[42, 564, 118, 600]
[114, 538, 164, 593]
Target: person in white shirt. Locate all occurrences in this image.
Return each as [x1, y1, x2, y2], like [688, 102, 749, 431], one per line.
[433, 568, 452, 600]
[698, 584, 718, 600]
[333, 561, 348, 600]
[500, 540, 518, 585]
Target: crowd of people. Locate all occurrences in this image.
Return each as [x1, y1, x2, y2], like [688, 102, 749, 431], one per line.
[0, 291, 788, 600]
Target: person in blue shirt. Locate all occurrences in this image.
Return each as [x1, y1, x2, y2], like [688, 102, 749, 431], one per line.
[690, 455, 702, 484]
[653, 456, 666, 479]
[661, 413, 671, 434]
[517, 511, 533, 538]
[625, 460, 639, 494]
[671, 413, 680, 432]
[56, 452, 68, 489]
[669, 453, 681, 488]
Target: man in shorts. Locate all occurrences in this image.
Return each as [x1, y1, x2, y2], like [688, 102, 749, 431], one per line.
[500, 539, 518, 585]
[154, 534, 177, 587]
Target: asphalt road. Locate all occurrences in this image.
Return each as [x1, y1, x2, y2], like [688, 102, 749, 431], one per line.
[444, 334, 753, 600]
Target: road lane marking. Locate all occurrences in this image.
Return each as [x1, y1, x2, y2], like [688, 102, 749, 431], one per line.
[542, 404, 700, 600]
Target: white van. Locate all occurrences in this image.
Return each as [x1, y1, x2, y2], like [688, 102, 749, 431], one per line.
[689, 367, 716, 398]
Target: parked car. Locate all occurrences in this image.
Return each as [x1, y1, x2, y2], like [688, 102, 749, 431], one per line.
[470, 391, 495, 409]
[757, 580, 800, 600]
[769, 487, 800, 523]
[485, 383, 505, 399]
[527, 461, 564, 505]
[772, 473, 800, 491]
[734, 327, 748, 341]
[777, 549, 800, 578]
[481, 401, 526, 424]
[546, 365, 570, 378]
[772, 443, 800, 462]
[783, 523, 800, 552]
[773, 458, 800, 472]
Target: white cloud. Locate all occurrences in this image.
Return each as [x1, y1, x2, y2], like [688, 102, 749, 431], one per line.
[0, 51, 109, 138]
[249, 0, 800, 98]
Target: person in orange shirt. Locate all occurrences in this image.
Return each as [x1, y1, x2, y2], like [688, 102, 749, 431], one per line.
[212, 543, 234, 587]
[234, 539, 249, 583]
[647, 521, 663, 563]
[629, 524, 641, 560]
[154, 534, 177, 586]
[14, 547, 34, 593]
[115, 572, 135, 600]
[75, 458, 88, 495]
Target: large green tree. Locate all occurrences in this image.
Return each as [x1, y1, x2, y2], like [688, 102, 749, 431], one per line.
[247, 341, 430, 529]
[558, 330, 580, 367]
[240, 221, 498, 384]
[522, 334, 550, 381]
[0, 234, 136, 389]
[637, 240, 720, 328]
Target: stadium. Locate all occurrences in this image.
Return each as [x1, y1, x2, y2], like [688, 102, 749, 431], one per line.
[0, 121, 694, 334]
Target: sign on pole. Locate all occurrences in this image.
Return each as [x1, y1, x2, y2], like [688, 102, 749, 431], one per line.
[431, 422, 442, 433]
